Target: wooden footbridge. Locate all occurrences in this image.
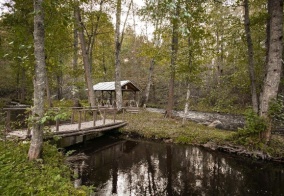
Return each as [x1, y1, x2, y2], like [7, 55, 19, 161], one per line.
[3, 107, 130, 142]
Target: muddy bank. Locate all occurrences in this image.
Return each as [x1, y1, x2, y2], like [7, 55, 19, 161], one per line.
[146, 108, 245, 131]
[201, 141, 284, 163]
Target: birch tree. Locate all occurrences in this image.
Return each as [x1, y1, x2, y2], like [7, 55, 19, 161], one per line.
[114, 0, 132, 110]
[114, 0, 123, 110]
[259, 0, 283, 142]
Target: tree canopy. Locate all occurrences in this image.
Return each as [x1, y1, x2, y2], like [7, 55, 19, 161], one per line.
[0, 0, 283, 144]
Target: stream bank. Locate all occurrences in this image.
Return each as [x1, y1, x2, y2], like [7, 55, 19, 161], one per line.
[120, 110, 284, 163]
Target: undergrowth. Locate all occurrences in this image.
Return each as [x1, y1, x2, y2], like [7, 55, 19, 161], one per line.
[0, 141, 89, 195]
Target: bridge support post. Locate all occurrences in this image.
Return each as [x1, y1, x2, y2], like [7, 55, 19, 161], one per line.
[56, 119, 60, 132]
[26, 111, 32, 137]
[113, 110, 116, 123]
[71, 109, 75, 123]
[103, 109, 106, 125]
[78, 111, 82, 130]
[93, 110, 97, 127]
[83, 135, 87, 145]
[84, 110, 87, 121]
[5, 110, 11, 132]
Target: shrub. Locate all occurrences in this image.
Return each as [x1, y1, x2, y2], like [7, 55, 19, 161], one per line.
[268, 94, 284, 127]
[238, 109, 267, 137]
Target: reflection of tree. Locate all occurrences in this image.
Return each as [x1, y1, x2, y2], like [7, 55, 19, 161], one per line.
[111, 159, 118, 194]
[73, 137, 284, 195]
[166, 145, 173, 195]
[145, 147, 157, 195]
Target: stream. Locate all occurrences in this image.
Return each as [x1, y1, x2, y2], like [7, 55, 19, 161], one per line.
[146, 108, 245, 131]
[66, 135, 284, 196]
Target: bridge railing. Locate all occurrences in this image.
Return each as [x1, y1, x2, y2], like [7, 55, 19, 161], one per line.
[2, 106, 119, 133]
[2, 107, 31, 132]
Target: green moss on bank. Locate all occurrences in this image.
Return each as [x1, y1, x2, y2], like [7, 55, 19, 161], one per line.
[120, 111, 284, 158]
[120, 111, 234, 144]
[0, 141, 88, 196]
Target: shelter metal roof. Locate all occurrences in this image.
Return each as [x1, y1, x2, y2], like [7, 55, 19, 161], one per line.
[93, 80, 140, 91]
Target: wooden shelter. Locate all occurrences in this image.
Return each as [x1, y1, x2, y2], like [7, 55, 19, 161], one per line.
[93, 80, 140, 107]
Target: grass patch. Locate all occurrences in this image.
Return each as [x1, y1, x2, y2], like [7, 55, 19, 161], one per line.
[0, 141, 89, 195]
[120, 111, 284, 158]
[120, 111, 235, 145]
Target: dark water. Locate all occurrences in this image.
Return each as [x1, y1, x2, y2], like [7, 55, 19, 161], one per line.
[68, 136, 284, 196]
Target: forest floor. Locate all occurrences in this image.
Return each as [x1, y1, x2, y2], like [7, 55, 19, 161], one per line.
[119, 110, 284, 163]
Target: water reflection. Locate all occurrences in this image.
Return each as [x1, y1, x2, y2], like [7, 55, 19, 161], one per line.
[70, 137, 284, 196]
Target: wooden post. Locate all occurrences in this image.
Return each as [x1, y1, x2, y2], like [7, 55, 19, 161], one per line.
[6, 110, 11, 132]
[71, 109, 75, 123]
[56, 119, 59, 132]
[103, 109, 106, 125]
[27, 110, 32, 137]
[113, 109, 116, 123]
[84, 110, 87, 121]
[93, 110, 97, 127]
[83, 135, 87, 144]
[78, 110, 82, 130]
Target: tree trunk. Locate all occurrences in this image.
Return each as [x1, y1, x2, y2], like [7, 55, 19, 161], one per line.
[259, 0, 283, 143]
[115, 0, 123, 110]
[56, 72, 63, 100]
[72, 9, 78, 99]
[45, 74, 52, 108]
[265, 0, 272, 72]
[182, 82, 190, 126]
[140, 58, 155, 107]
[20, 67, 26, 103]
[74, 2, 96, 107]
[102, 43, 107, 81]
[244, 0, 258, 113]
[28, 0, 46, 160]
[215, 31, 223, 85]
[166, 0, 180, 118]
[87, 0, 104, 75]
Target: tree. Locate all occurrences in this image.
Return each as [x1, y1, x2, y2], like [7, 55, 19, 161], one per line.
[259, 0, 283, 142]
[243, 0, 258, 113]
[28, 0, 46, 160]
[114, 0, 123, 110]
[74, 1, 96, 107]
[165, 0, 180, 118]
[140, 25, 162, 107]
[114, 0, 132, 110]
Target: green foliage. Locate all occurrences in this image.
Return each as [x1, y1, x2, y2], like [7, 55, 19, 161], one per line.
[0, 141, 88, 195]
[27, 109, 70, 126]
[238, 109, 267, 137]
[268, 95, 284, 126]
[194, 91, 247, 115]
